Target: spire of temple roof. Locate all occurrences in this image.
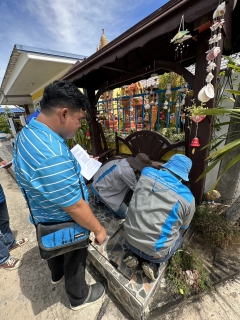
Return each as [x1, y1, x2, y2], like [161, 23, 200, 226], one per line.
[98, 29, 108, 50]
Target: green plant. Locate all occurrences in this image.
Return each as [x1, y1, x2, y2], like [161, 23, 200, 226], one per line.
[158, 72, 184, 102]
[159, 126, 185, 143]
[66, 120, 92, 152]
[167, 248, 213, 297]
[0, 114, 10, 133]
[192, 205, 240, 248]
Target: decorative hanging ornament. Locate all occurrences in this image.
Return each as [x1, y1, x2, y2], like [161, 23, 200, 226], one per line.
[171, 15, 192, 60]
[165, 83, 172, 96]
[163, 100, 168, 110]
[213, 1, 226, 20]
[190, 115, 206, 154]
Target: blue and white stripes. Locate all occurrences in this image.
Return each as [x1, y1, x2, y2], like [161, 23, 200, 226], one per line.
[13, 118, 88, 224]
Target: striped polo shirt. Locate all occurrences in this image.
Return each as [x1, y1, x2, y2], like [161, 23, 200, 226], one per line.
[0, 184, 5, 203]
[13, 118, 89, 224]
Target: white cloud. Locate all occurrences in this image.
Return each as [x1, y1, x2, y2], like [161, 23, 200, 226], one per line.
[16, 0, 162, 55]
[0, 0, 168, 84]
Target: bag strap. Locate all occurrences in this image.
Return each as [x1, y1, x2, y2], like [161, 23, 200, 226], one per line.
[151, 169, 182, 193]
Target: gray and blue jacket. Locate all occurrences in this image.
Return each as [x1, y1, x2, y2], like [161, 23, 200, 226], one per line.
[124, 167, 195, 258]
[92, 158, 137, 212]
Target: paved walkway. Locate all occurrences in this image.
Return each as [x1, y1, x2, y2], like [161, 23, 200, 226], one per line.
[0, 142, 240, 320]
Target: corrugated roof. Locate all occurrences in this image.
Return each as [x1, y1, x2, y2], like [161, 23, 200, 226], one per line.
[15, 44, 86, 60]
[1, 44, 87, 93]
[0, 106, 25, 113]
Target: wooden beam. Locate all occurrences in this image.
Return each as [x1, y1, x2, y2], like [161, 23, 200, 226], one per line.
[99, 60, 195, 92]
[101, 66, 130, 73]
[155, 60, 195, 88]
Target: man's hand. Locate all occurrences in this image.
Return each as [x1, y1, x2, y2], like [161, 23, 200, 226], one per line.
[94, 225, 106, 245]
[63, 198, 106, 244]
[85, 150, 99, 161]
[0, 160, 12, 169]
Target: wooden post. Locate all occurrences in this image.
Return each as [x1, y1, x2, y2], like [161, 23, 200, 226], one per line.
[83, 88, 104, 157]
[189, 31, 223, 205]
[24, 104, 30, 116]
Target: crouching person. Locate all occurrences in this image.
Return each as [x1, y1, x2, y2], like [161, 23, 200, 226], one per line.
[123, 154, 195, 281]
[91, 153, 151, 219]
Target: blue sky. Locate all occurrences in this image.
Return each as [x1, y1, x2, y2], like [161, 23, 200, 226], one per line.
[0, 0, 169, 85]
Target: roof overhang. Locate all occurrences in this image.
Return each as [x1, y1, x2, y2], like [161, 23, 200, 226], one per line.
[63, 0, 239, 92]
[0, 45, 86, 106]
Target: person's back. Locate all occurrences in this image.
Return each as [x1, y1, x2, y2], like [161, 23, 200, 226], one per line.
[123, 154, 195, 281]
[124, 167, 195, 256]
[91, 153, 151, 218]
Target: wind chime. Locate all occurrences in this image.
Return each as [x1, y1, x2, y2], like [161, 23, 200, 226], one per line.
[191, 1, 226, 154]
[198, 1, 226, 103]
[170, 15, 192, 60]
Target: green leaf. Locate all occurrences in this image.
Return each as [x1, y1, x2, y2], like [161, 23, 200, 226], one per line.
[227, 64, 240, 72]
[225, 89, 240, 95]
[207, 139, 240, 159]
[196, 155, 224, 182]
[214, 121, 239, 128]
[207, 154, 240, 192]
[220, 97, 235, 103]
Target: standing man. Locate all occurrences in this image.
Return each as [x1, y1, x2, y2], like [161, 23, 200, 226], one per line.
[13, 80, 106, 310]
[0, 160, 28, 270]
[123, 154, 195, 281]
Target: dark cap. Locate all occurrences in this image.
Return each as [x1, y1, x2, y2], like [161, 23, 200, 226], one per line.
[126, 153, 151, 171]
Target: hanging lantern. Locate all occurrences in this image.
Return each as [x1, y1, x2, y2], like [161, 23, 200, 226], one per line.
[190, 115, 206, 154]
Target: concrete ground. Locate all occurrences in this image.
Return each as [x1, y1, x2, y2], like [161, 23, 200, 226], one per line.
[0, 142, 240, 320]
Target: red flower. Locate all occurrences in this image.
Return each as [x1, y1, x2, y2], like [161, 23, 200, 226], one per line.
[86, 131, 91, 137]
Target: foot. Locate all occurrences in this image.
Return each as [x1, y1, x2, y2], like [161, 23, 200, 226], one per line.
[142, 262, 159, 281]
[0, 256, 22, 270]
[70, 282, 105, 311]
[51, 275, 64, 285]
[9, 238, 29, 251]
[123, 250, 139, 268]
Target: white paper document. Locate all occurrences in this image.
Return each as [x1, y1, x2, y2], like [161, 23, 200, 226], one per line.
[71, 144, 102, 180]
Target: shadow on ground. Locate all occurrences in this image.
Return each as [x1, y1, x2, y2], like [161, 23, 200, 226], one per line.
[17, 247, 132, 319]
[18, 246, 68, 315]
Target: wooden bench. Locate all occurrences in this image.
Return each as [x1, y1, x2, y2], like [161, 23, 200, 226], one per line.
[99, 130, 185, 167]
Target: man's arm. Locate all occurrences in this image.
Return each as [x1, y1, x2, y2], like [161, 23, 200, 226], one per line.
[62, 198, 106, 245]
